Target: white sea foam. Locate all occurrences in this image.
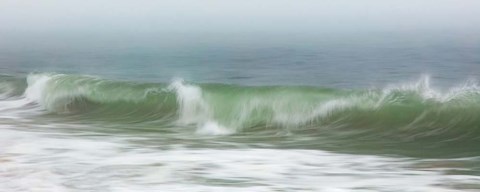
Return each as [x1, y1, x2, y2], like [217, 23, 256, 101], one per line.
[0, 126, 475, 192]
[196, 121, 233, 135]
[1, 73, 480, 191]
[168, 78, 211, 125]
[24, 73, 53, 104]
[0, 74, 52, 117]
[168, 78, 233, 135]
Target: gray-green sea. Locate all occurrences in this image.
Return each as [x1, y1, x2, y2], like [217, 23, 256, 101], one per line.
[1, 34, 480, 191]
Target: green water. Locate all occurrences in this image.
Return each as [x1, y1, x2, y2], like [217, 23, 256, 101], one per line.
[1, 30, 480, 192]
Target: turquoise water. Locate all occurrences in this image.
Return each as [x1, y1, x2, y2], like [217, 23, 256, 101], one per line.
[1, 36, 480, 191]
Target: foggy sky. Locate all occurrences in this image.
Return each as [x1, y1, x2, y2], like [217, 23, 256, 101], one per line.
[1, 0, 479, 42]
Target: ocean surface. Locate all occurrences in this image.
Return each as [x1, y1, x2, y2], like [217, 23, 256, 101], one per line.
[1, 35, 480, 191]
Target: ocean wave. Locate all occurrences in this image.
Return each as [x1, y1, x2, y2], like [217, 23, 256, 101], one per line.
[1, 72, 480, 142]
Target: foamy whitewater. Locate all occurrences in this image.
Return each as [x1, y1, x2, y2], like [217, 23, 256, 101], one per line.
[0, 72, 479, 191]
[1, 0, 480, 189]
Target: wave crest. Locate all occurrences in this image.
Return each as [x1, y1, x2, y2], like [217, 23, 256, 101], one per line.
[1, 73, 480, 142]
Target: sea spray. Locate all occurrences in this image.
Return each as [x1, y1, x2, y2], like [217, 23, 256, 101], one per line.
[168, 78, 232, 135]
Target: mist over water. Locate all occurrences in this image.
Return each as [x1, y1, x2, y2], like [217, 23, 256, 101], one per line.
[1, 0, 480, 191]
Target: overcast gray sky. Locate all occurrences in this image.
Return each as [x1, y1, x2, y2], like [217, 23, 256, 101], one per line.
[1, 0, 479, 43]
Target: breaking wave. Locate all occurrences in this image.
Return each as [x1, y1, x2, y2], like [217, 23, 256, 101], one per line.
[2, 73, 480, 144]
